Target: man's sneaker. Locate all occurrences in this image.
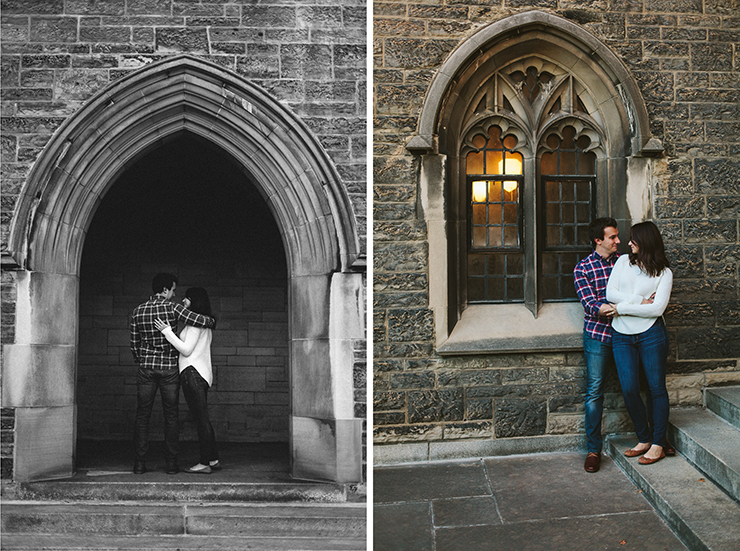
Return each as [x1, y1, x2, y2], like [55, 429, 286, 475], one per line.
[165, 462, 179, 475]
[209, 460, 222, 471]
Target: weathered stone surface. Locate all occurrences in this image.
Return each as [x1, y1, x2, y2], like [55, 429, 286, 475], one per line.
[408, 389, 464, 423]
[384, 38, 458, 69]
[691, 43, 734, 71]
[666, 245, 703, 278]
[374, 291, 427, 309]
[684, 220, 736, 243]
[155, 27, 208, 53]
[390, 371, 436, 390]
[494, 398, 547, 438]
[634, 71, 675, 104]
[387, 308, 433, 342]
[54, 69, 109, 101]
[655, 196, 704, 218]
[29, 17, 77, 42]
[374, 272, 428, 293]
[438, 369, 502, 387]
[376, 83, 427, 116]
[465, 398, 493, 420]
[671, 278, 737, 301]
[374, 241, 427, 272]
[374, 220, 426, 242]
[374, 423, 443, 443]
[664, 301, 715, 326]
[374, 391, 406, 411]
[707, 196, 740, 220]
[549, 395, 584, 413]
[677, 327, 740, 359]
[373, 203, 417, 222]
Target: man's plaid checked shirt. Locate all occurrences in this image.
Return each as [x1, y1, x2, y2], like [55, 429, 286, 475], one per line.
[130, 296, 214, 370]
[574, 250, 620, 343]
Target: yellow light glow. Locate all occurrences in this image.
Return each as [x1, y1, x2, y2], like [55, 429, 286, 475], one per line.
[472, 181, 487, 202]
[498, 156, 522, 175]
[503, 181, 518, 193]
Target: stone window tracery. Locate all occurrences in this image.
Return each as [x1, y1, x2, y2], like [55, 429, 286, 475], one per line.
[459, 57, 605, 315]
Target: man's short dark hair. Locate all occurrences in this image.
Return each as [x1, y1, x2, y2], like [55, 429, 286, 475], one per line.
[588, 217, 618, 248]
[152, 273, 178, 294]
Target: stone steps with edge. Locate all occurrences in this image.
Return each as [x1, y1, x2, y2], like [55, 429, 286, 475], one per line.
[607, 434, 740, 551]
[10, 479, 349, 503]
[667, 406, 740, 502]
[0, 533, 366, 551]
[706, 386, 740, 432]
[1, 501, 366, 550]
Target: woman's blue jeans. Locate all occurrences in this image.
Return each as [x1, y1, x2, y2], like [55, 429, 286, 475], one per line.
[583, 333, 614, 454]
[612, 320, 670, 448]
[181, 366, 218, 465]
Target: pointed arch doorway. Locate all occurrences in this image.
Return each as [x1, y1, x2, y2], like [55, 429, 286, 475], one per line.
[3, 56, 363, 484]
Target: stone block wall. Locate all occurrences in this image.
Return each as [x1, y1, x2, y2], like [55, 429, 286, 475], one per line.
[374, 1, 739, 450]
[0, 0, 367, 479]
[0, 0, 367, 249]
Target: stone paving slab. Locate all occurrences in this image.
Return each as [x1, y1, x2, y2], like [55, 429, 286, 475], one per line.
[374, 452, 688, 551]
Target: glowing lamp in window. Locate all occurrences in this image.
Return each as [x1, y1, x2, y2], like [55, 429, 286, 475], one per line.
[472, 180, 488, 202]
[498, 156, 522, 193]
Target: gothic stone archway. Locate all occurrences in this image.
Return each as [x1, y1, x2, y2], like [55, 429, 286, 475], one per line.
[3, 55, 363, 483]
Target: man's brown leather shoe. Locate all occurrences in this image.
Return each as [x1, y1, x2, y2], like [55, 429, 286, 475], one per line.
[584, 452, 601, 473]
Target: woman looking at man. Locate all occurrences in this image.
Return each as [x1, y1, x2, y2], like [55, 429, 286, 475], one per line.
[607, 221, 673, 465]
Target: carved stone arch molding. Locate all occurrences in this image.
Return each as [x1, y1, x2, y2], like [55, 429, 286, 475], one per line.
[3, 55, 363, 483]
[411, 10, 658, 349]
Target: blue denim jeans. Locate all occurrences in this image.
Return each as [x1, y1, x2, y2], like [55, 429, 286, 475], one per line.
[134, 367, 180, 463]
[612, 320, 670, 447]
[583, 332, 615, 453]
[181, 366, 218, 465]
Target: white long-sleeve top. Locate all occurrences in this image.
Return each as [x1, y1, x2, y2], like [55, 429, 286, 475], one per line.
[606, 254, 673, 335]
[161, 325, 213, 386]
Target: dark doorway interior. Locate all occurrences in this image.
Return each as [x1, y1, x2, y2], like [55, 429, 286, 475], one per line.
[78, 133, 289, 469]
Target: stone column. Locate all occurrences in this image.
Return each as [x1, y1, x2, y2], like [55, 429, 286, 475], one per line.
[290, 271, 363, 483]
[2, 271, 77, 481]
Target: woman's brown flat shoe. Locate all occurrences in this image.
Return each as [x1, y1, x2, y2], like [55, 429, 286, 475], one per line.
[638, 452, 666, 465]
[624, 447, 649, 457]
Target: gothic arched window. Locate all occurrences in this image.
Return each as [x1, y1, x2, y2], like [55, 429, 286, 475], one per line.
[459, 59, 604, 315]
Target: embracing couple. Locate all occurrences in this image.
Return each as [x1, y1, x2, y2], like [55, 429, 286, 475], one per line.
[574, 218, 674, 474]
[129, 273, 221, 476]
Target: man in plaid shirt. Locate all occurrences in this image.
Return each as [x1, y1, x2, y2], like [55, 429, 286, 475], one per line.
[574, 218, 620, 473]
[130, 273, 215, 475]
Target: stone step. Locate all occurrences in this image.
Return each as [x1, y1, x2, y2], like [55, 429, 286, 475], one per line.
[667, 407, 740, 502]
[1, 501, 366, 544]
[706, 386, 740, 431]
[13, 479, 349, 503]
[0, 533, 365, 550]
[607, 434, 740, 551]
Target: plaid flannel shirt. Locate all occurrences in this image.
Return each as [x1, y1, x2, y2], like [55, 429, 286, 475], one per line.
[574, 250, 620, 343]
[130, 296, 215, 370]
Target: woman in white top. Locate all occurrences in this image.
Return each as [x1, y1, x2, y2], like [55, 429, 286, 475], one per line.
[606, 221, 673, 465]
[155, 287, 220, 474]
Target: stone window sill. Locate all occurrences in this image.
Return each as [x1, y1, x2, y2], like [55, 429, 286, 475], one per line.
[437, 302, 584, 355]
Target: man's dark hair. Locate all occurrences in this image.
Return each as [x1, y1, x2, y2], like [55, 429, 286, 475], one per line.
[629, 221, 670, 277]
[588, 217, 618, 248]
[152, 273, 178, 294]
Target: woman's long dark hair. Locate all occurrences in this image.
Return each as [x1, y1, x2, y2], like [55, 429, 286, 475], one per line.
[185, 287, 216, 329]
[629, 221, 670, 277]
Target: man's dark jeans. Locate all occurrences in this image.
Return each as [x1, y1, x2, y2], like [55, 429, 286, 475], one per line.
[181, 366, 218, 465]
[134, 367, 180, 463]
